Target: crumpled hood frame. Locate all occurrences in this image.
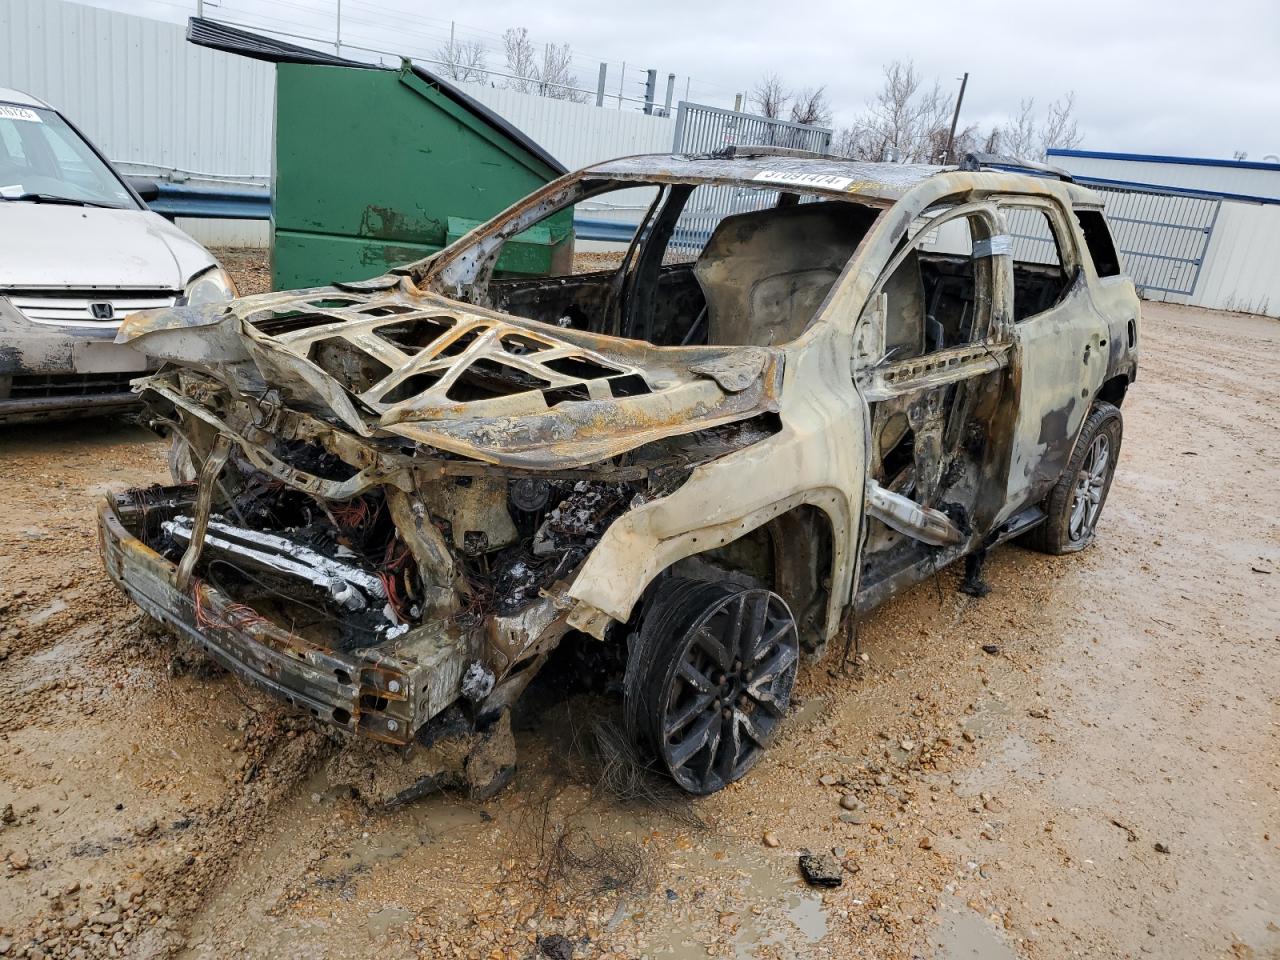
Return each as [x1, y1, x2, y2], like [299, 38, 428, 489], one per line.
[119, 278, 782, 469]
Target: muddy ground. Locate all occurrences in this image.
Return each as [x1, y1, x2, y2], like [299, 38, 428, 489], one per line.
[0, 290, 1277, 960]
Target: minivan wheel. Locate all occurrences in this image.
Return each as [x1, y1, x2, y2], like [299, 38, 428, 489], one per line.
[624, 578, 799, 795]
[1025, 401, 1123, 555]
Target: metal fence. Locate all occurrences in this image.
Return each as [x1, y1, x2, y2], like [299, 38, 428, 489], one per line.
[1090, 184, 1221, 296]
[1000, 183, 1222, 297]
[664, 102, 833, 257]
[1003, 206, 1061, 265]
[672, 102, 833, 156]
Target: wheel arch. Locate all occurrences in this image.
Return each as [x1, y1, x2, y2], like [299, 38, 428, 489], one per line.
[567, 488, 854, 649]
[1096, 373, 1130, 408]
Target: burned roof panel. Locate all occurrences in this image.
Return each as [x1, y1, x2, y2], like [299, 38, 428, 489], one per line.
[583, 153, 947, 203]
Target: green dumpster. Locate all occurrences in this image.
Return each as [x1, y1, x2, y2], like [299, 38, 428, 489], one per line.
[187, 19, 571, 290]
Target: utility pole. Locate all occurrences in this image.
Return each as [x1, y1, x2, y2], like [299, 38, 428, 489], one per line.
[335, 0, 343, 57]
[618, 61, 625, 109]
[196, 0, 203, 17]
[663, 73, 675, 116]
[596, 63, 607, 107]
[643, 69, 657, 115]
[943, 72, 969, 165]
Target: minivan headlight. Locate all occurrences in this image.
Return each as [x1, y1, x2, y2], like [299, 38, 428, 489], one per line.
[183, 266, 238, 305]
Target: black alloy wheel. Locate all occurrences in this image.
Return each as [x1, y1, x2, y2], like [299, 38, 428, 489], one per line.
[625, 578, 799, 795]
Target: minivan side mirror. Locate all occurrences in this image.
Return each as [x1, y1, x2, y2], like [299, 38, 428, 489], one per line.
[127, 177, 161, 203]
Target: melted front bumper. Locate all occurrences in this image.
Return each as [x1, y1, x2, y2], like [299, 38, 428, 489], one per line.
[97, 494, 432, 744]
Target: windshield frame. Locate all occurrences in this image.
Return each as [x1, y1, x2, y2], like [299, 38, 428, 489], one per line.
[0, 101, 142, 211]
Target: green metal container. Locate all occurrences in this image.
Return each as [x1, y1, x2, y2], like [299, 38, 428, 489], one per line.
[271, 62, 571, 290]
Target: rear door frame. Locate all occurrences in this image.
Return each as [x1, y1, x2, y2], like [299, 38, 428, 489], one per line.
[995, 195, 1109, 525]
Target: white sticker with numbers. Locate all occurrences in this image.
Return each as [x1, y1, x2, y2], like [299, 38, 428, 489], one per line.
[0, 104, 42, 123]
[752, 169, 854, 191]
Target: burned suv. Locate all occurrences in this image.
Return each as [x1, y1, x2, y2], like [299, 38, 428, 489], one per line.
[99, 149, 1138, 796]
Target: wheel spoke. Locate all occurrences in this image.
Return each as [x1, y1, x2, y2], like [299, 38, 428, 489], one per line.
[716, 711, 741, 780]
[736, 708, 768, 749]
[746, 684, 788, 719]
[699, 715, 723, 783]
[1069, 495, 1087, 536]
[664, 689, 717, 738]
[751, 618, 793, 664]
[751, 642, 797, 686]
[678, 658, 715, 693]
[1090, 438, 1110, 479]
[667, 710, 717, 768]
[740, 593, 769, 662]
[693, 626, 734, 672]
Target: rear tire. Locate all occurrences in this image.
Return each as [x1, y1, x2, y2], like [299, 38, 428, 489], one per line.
[1025, 401, 1123, 555]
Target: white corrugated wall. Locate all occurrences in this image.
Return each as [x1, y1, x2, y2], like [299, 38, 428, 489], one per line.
[457, 85, 675, 171]
[1172, 201, 1279, 317]
[1, 0, 274, 178]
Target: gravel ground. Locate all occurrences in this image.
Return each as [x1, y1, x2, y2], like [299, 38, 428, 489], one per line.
[0, 300, 1275, 960]
[211, 248, 272, 297]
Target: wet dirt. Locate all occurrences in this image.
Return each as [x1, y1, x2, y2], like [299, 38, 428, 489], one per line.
[0, 300, 1277, 960]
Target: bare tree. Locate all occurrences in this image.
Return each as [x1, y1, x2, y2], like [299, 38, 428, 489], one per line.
[536, 41, 588, 102]
[989, 93, 1082, 160]
[502, 27, 537, 94]
[835, 64, 1085, 164]
[501, 27, 587, 102]
[789, 86, 833, 127]
[998, 98, 1039, 158]
[1039, 92, 1082, 154]
[836, 61, 954, 163]
[750, 73, 790, 119]
[435, 36, 488, 84]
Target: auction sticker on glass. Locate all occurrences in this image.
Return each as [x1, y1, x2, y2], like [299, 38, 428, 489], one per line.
[0, 104, 43, 123]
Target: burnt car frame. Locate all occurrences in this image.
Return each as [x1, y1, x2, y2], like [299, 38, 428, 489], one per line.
[98, 149, 1138, 796]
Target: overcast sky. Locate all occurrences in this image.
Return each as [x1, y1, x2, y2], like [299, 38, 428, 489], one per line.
[98, 0, 1280, 159]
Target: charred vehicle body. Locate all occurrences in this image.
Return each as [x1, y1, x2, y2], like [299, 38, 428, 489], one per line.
[98, 150, 1139, 796]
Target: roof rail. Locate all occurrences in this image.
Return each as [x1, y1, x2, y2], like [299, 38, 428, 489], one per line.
[704, 145, 838, 162]
[958, 152, 1074, 182]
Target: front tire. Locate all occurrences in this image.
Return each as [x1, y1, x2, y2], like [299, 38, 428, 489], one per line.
[624, 578, 799, 795]
[1026, 401, 1123, 555]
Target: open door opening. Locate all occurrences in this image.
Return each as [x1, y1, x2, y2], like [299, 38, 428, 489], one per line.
[854, 203, 1017, 611]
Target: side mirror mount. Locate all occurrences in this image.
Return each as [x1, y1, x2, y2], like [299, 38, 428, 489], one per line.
[128, 177, 161, 203]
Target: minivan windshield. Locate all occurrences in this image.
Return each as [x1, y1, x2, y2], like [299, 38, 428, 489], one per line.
[0, 103, 136, 209]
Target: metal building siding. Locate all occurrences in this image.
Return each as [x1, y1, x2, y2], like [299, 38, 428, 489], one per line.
[1189, 202, 1280, 316]
[1050, 151, 1280, 203]
[1, 0, 273, 179]
[1051, 151, 1280, 318]
[459, 84, 676, 171]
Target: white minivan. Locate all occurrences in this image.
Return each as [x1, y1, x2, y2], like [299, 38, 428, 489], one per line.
[0, 87, 236, 422]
